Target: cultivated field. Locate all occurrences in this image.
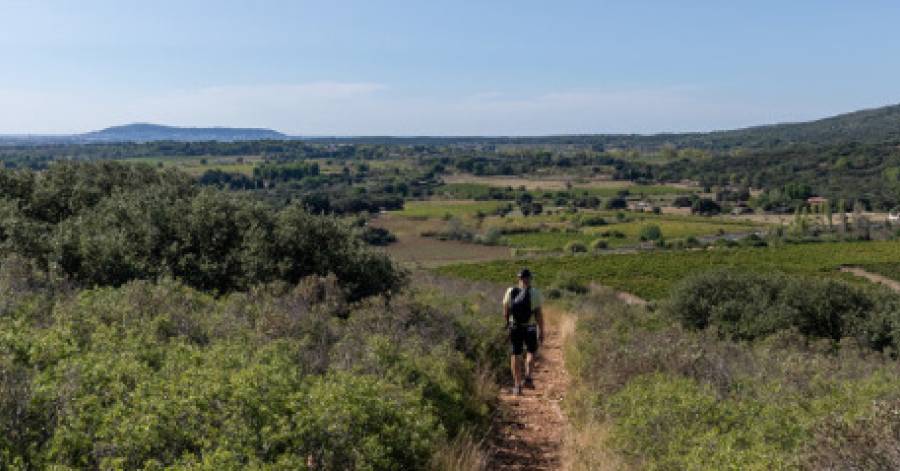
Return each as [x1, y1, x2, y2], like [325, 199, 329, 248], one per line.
[392, 200, 510, 218]
[438, 240, 900, 300]
[436, 181, 692, 199]
[500, 215, 762, 251]
[124, 155, 261, 175]
[371, 213, 511, 267]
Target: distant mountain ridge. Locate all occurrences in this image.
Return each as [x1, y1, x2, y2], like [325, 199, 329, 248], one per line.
[79, 123, 287, 142]
[294, 103, 900, 149]
[1, 102, 899, 146]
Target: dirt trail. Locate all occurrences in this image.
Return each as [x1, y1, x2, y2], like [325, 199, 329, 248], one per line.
[489, 306, 573, 470]
[841, 266, 900, 293]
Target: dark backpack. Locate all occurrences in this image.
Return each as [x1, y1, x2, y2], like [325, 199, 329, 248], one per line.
[509, 287, 532, 325]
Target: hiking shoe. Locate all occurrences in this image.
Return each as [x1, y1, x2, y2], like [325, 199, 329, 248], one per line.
[524, 377, 535, 389]
[512, 385, 522, 396]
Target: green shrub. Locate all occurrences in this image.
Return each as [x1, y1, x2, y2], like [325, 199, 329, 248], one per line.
[607, 373, 800, 470]
[590, 239, 608, 251]
[553, 272, 588, 294]
[599, 230, 626, 239]
[51, 188, 403, 300]
[0, 162, 404, 300]
[476, 228, 503, 245]
[665, 269, 898, 347]
[288, 373, 444, 470]
[578, 215, 608, 227]
[0, 270, 504, 468]
[638, 224, 663, 241]
[564, 287, 900, 470]
[360, 226, 397, 246]
[565, 241, 588, 254]
[606, 198, 627, 210]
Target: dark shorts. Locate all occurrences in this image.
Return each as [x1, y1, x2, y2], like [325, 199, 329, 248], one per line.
[510, 324, 539, 355]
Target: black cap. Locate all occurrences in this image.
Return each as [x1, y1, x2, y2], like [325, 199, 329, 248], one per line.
[517, 268, 532, 279]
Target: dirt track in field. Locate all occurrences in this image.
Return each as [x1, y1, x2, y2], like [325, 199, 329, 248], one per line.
[841, 266, 900, 293]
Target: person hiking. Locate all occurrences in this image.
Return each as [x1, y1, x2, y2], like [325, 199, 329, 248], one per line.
[503, 268, 545, 396]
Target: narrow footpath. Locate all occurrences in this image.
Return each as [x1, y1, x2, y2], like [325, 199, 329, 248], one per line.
[489, 306, 573, 470]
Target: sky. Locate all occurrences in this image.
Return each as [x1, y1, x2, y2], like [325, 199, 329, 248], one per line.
[1, 0, 899, 135]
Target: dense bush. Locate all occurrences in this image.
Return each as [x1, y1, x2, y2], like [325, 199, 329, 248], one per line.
[665, 269, 900, 349]
[0, 162, 403, 300]
[604, 197, 627, 210]
[577, 215, 607, 227]
[638, 224, 663, 241]
[565, 241, 588, 254]
[0, 264, 505, 469]
[589, 239, 608, 251]
[359, 226, 397, 246]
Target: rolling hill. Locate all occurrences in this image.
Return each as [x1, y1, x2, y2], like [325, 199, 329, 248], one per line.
[303, 102, 900, 150]
[80, 123, 287, 142]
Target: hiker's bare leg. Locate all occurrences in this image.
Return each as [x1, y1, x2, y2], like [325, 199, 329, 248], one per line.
[511, 354, 523, 387]
[525, 352, 535, 378]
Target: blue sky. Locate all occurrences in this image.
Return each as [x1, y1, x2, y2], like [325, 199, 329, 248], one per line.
[2, 0, 899, 135]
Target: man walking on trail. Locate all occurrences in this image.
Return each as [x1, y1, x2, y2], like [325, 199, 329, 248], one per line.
[503, 268, 545, 396]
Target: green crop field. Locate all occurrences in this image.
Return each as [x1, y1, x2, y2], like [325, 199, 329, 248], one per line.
[436, 182, 691, 199]
[123, 155, 259, 176]
[501, 218, 761, 250]
[502, 231, 598, 249]
[392, 200, 509, 218]
[438, 240, 900, 300]
[577, 184, 692, 197]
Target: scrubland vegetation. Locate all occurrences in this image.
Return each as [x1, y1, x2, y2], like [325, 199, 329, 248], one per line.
[0, 162, 506, 469]
[2, 104, 900, 469]
[0, 260, 506, 469]
[563, 273, 900, 469]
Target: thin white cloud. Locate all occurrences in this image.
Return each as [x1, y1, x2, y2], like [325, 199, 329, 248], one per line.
[0, 81, 859, 135]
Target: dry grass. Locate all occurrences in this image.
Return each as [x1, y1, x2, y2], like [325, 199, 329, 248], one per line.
[562, 418, 630, 471]
[430, 428, 490, 471]
[556, 289, 632, 471]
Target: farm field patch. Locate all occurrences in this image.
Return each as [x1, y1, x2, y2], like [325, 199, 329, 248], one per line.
[124, 155, 260, 175]
[438, 240, 900, 300]
[501, 218, 761, 250]
[436, 182, 691, 199]
[371, 213, 511, 266]
[392, 200, 509, 218]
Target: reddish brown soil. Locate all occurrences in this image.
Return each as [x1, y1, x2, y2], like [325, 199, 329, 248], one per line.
[488, 307, 570, 470]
